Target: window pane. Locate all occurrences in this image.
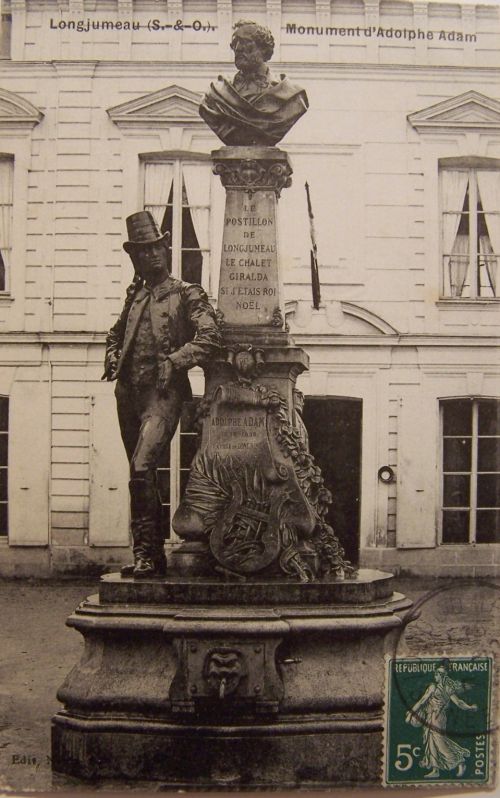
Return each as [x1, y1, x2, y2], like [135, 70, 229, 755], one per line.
[180, 469, 190, 496]
[478, 438, 500, 472]
[476, 510, 500, 543]
[158, 441, 171, 463]
[0, 433, 7, 465]
[0, 502, 7, 536]
[0, 397, 7, 430]
[160, 504, 170, 540]
[0, 13, 12, 59]
[180, 434, 198, 468]
[442, 400, 472, 436]
[156, 470, 170, 503]
[443, 474, 470, 507]
[181, 216, 202, 285]
[478, 400, 500, 436]
[478, 211, 497, 298]
[477, 474, 500, 508]
[443, 438, 471, 472]
[442, 510, 469, 543]
[159, 184, 173, 236]
[0, 468, 6, 502]
[180, 400, 199, 433]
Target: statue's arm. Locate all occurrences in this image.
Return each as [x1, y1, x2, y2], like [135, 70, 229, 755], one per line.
[167, 283, 221, 371]
[102, 278, 140, 381]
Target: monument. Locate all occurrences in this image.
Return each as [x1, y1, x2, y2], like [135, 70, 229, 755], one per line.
[51, 20, 412, 787]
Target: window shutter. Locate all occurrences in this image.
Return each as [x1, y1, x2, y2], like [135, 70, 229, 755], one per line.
[9, 381, 50, 545]
[88, 392, 130, 546]
[396, 388, 437, 548]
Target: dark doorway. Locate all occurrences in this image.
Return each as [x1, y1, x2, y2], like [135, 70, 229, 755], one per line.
[302, 397, 362, 564]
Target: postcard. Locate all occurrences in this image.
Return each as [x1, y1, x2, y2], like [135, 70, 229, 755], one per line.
[0, 0, 498, 793]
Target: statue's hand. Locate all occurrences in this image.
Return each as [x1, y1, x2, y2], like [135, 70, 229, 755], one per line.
[158, 359, 174, 396]
[102, 352, 119, 381]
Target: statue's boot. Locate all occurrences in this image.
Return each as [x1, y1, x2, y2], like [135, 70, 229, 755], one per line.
[120, 476, 167, 578]
[152, 477, 168, 575]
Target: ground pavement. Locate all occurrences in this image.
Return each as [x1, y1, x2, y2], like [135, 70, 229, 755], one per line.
[0, 576, 498, 794]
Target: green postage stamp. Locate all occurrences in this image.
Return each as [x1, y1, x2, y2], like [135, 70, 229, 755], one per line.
[384, 656, 494, 786]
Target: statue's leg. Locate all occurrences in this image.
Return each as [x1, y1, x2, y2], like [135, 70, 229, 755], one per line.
[115, 380, 141, 462]
[127, 387, 184, 577]
[114, 382, 145, 576]
[126, 473, 164, 577]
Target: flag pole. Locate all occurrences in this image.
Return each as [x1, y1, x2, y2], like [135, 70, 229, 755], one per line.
[305, 182, 321, 310]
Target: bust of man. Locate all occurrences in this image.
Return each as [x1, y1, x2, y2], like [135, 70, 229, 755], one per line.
[199, 20, 308, 146]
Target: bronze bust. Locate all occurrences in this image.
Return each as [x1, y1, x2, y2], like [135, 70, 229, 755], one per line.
[199, 20, 308, 146]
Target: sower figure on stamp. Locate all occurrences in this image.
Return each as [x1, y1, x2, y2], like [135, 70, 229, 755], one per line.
[103, 211, 221, 578]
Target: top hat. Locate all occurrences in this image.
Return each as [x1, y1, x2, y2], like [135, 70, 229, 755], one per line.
[123, 211, 170, 254]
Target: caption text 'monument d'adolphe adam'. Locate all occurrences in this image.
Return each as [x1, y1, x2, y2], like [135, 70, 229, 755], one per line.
[48, 18, 477, 43]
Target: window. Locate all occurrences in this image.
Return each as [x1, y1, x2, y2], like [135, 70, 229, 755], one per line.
[0, 396, 7, 536]
[143, 158, 212, 292]
[0, 157, 13, 291]
[440, 160, 500, 299]
[441, 398, 500, 544]
[157, 399, 199, 540]
[0, 6, 12, 60]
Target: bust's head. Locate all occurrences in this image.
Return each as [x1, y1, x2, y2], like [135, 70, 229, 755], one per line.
[230, 20, 274, 75]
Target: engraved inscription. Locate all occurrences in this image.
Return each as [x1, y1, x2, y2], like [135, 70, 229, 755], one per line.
[212, 414, 264, 452]
[218, 190, 280, 324]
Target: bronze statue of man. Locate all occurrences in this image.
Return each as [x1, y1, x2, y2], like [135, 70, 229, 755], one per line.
[103, 211, 220, 577]
[199, 19, 308, 146]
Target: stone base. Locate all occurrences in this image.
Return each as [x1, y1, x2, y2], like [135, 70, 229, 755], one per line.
[99, 567, 395, 605]
[52, 569, 412, 787]
[52, 717, 382, 787]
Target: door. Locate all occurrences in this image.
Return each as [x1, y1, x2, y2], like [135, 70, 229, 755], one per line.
[302, 397, 362, 564]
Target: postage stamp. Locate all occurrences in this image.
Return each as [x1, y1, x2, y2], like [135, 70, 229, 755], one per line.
[384, 655, 494, 787]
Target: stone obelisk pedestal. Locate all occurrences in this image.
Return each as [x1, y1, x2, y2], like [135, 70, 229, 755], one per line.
[52, 145, 412, 787]
[214, 146, 289, 328]
[171, 146, 337, 581]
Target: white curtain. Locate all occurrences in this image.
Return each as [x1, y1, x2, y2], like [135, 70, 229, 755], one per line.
[144, 162, 173, 229]
[477, 171, 500, 297]
[441, 170, 469, 297]
[449, 234, 469, 298]
[182, 163, 211, 287]
[479, 234, 496, 296]
[0, 159, 13, 288]
[210, 176, 225, 299]
[0, 159, 13, 251]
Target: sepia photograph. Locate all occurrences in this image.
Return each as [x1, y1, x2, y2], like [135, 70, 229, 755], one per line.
[0, 0, 498, 792]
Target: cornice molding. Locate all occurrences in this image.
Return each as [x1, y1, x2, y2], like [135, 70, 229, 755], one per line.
[285, 299, 400, 335]
[0, 87, 43, 128]
[409, 91, 500, 133]
[107, 84, 205, 129]
[1, 61, 499, 81]
[0, 331, 498, 349]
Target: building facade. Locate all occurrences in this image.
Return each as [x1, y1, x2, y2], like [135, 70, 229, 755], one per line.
[0, 0, 499, 577]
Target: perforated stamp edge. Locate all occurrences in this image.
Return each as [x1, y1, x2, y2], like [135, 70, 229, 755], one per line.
[382, 653, 496, 789]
